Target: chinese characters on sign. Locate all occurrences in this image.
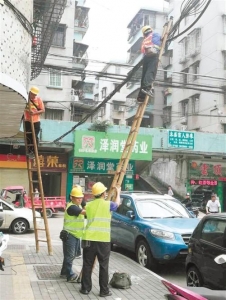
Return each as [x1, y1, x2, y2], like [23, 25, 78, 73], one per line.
[74, 131, 152, 161]
[190, 161, 224, 178]
[32, 154, 67, 170]
[72, 158, 135, 175]
[168, 130, 194, 149]
[190, 179, 218, 186]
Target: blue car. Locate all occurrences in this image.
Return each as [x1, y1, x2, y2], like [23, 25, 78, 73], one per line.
[111, 192, 200, 270]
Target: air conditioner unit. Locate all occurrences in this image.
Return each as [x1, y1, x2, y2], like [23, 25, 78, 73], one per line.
[71, 95, 78, 102]
[119, 106, 125, 112]
[180, 116, 187, 124]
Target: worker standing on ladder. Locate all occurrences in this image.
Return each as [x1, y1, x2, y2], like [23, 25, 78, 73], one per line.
[24, 86, 45, 159]
[60, 186, 86, 282]
[80, 182, 120, 297]
[137, 26, 161, 102]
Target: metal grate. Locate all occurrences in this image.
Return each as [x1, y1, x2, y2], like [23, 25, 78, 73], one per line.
[34, 265, 62, 280]
[7, 244, 27, 250]
[31, 0, 67, 80]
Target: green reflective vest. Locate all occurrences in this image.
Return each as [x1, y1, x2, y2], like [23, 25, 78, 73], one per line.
[82, 198, 111, 242]
[63, 202, 84, 238]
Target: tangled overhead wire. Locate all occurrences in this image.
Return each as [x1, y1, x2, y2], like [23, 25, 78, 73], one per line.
[167, 0, 212, 42]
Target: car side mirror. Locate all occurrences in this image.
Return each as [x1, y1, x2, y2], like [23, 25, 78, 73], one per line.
[126, 210, 135, 219]
[214, 254, 226, 264]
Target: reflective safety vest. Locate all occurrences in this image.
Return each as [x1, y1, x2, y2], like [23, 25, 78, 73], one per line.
[63, 202, 84, 238]
[141, 32, 161, 55]
[82, 198, 111, 242]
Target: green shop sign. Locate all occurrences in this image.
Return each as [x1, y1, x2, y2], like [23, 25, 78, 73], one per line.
[70, 157, 135, 175]
[74, 130, 152, 161]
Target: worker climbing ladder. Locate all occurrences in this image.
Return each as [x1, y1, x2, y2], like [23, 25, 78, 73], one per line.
[23, 100, 53, 255]
[107, 17, 173, 201]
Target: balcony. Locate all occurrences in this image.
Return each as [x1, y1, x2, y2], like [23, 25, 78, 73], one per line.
[127, 37, 143, 64]
[74, 6, 89, 37]
[73, 42, 89, 69]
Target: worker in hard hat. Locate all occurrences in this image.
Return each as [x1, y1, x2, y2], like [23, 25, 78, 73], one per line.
[80, 182, 120, 297]
[137, 25, 161, 102]
[24, 86, 45, 159]
[60, 186, 86, 282]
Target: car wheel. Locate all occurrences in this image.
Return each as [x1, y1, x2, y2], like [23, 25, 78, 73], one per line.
[187, 266, 203, 287]
[46, 209, 53, 218]
[11, 218, 29, 234]
[136, 239, 157, 270]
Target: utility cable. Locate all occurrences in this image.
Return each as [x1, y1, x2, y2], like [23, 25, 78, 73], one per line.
[53, 58, 143, 143]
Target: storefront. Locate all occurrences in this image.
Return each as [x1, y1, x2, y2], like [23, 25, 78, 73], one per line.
[0, 153, 68, 197]
[188, 160, 226, 210]
[67, 130, 152, 200]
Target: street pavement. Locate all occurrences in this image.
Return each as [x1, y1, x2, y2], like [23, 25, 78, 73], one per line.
[0, 238, 169, 300]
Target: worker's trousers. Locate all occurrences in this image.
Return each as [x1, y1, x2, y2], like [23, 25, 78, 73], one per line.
[81, 241, 111, 293]
[141, 54, 159, 88]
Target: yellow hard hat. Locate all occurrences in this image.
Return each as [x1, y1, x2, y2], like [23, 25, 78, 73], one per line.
[70, 186, 84, 198]
[30, 86, 39, 95]
[142, 25, 152, 35]
[92, 182, 107, 196]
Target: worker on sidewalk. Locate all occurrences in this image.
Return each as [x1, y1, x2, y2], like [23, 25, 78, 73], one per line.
[206, 194, 221, 214]
[24, 86, 45, 159]
[137, 25, 161, 102]
[60, 186, 86, 282]
[80, 182, 121, 297]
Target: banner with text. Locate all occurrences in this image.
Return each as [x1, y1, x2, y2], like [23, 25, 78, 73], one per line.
[74, 131, 152, 161]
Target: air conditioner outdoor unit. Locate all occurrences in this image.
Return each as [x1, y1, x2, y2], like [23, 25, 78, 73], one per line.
[71, 95, 78, 102]
[181, 125, 187, 131]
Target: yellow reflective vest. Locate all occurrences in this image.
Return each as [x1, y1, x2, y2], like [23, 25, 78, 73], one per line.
[82, 198, 111, 242]
[63, 202, 84, 238]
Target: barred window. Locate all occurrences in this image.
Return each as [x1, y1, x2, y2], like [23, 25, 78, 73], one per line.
[52, 24, 66, 47]
[49, 70, 62, 87]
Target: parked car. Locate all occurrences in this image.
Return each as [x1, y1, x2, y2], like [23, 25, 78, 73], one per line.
[186, 213, 226, 290]
[0, 197, 43, 234]
[111, 192, 200, 270]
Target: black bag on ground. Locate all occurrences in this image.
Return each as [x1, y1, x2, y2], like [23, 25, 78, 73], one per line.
[109, 272, 132, 289]
[59, 230, 69, 241]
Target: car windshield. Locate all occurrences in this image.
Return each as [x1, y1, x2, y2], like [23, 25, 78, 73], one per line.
[136, 199, 190, 218]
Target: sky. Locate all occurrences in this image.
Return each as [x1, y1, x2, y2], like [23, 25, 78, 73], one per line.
[83, 0, 169, 70]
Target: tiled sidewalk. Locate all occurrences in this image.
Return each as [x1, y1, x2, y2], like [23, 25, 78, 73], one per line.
[0, 244, 168, 300]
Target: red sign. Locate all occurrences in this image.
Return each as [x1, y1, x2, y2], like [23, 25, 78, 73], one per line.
[190, 179, 218, 186]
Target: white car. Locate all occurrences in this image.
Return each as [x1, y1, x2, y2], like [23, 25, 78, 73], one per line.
[0, 198, 43, 234]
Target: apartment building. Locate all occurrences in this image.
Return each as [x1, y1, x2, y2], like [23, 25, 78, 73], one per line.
[166, 0, 226, 133]
[32, 0, 89, 122]
[125, 8, 168, 128]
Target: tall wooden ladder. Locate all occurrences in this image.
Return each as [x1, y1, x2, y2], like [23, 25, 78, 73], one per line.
[107, 18, 173, 200]
[23, 103, 53, 255]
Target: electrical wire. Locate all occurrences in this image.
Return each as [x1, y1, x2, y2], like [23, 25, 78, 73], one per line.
[4, 0, 33, 36]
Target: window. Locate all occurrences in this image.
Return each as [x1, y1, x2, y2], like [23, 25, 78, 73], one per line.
[163, 107, 172, 124]
[44, 108, 63, 120]
[182, 68, 189, 85]
[83, 83, 94, 94]
[223, 52, 226, 70]
[201, 219, 226, 247]
[117, 198, 134, 216]
[49, 70, 62, 87]
[113, 119, 120, 125]
[191, 61, 200, 81]
[94, 94, 99, 101]
[52, 24, 66, 47]
[101, 87, 107, 98]
[114, 83, 120, 91]
[191, 94, 200, 114]
[223, 15, 226, 34]
[189, 28, 201, 56]
[180, 99, 189, 117]
[113, 104, 120, 111]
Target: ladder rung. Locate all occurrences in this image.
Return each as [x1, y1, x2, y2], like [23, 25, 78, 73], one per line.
[34, 216, 43, 218]
[38, 239, 47, 243]
[35, 228, 46, 231]
[27, 144, 34, 146]
[31, 180, 39, 183]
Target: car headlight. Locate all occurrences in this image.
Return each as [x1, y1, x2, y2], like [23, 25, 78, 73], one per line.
[150, 229, 175, 240]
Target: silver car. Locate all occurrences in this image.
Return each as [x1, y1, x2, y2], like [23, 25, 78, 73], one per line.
[0, 198, 43, 234]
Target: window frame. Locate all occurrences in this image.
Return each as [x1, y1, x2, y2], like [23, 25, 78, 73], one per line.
[49, 70, 62, 88]
[52, 24, 66, 47]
